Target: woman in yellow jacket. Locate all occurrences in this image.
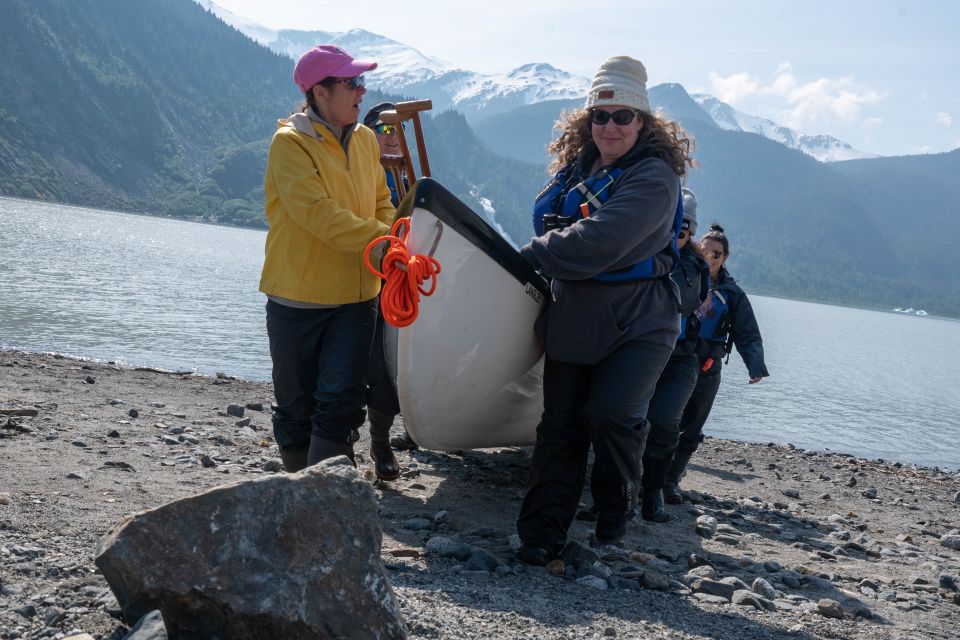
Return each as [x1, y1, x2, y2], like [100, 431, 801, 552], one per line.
[259, 45, 396, 471]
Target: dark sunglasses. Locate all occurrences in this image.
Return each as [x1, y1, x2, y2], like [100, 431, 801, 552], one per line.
[705, 250, 725, 260]
[330, 75, 365, 90]
[678, 231, 688, 240]
[374, 123, 404, 135]
[590, 108, 639, 126]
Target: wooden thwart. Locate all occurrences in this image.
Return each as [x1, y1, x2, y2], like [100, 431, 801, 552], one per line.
[376, 99, 433, 200]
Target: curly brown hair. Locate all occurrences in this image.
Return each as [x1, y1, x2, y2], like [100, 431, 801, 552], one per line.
[547, 108, 695, 177]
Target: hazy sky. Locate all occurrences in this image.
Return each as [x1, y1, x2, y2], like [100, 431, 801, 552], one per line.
[211, 0, 959, 156]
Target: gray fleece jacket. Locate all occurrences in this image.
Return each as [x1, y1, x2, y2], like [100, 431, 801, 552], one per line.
[521, 141, 682, 364]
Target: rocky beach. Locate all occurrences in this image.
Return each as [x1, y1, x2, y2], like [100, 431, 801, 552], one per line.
[1, 349, 958, 639]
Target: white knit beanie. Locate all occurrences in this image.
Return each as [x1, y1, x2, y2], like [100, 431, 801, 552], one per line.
[585, 56, 650, 113]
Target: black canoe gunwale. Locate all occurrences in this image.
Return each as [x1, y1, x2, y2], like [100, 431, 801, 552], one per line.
[408, 178, 549, 298]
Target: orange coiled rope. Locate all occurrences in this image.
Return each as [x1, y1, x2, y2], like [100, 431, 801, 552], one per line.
[364, 218, 442, 328]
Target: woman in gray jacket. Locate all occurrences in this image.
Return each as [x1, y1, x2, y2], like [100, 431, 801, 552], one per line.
[516, 55, 694, 564]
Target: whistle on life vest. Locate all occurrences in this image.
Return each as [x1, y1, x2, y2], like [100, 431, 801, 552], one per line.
[701, 357, 714, 373]
[580, 202, 590, 218]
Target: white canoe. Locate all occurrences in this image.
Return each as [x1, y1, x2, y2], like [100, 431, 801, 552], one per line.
[383, 179, 548, 451]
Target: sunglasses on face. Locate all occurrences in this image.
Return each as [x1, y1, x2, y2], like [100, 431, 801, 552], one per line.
[678, 231, 688, 240]
[590, 108, 639, 126]
[374, 123, 404, 135]
[705, 250, 725, 260]
[330, 75, 365, 90]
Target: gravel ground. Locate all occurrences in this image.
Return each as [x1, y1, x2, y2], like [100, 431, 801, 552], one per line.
[1, 349, 958, 639]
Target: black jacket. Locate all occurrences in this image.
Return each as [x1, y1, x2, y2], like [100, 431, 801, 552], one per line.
[521, 139, 682, 364]
[699, 267, 769, 379]
[672, 245, 710, 355]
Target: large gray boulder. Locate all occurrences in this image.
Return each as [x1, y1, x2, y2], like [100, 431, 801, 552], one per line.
[95, 458, 406, 640]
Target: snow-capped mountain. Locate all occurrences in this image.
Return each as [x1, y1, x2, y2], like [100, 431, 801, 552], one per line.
[197, 0, 587, 119]
[198, 0, 875, 161]
[692, 94, 877, 162]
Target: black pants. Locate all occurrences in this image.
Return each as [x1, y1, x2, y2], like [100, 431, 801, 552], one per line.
[641, 349, 699, 489]
[675, 359, 723, 457]
[365, 310, 401, 418]
[517, 340, 673, 552]
[266, 298, 378, 451]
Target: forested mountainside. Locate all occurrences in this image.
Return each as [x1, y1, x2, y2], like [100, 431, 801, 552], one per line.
[1, 0, 956, 315]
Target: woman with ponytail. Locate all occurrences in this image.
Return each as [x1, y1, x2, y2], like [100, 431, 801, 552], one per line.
[662, 223, 769, 503]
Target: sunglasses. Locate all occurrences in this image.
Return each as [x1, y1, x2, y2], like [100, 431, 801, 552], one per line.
[705, 250, 725, 260]
[590, 108, 639, 126]
[678, 231, 688, 240]
[374, 123, 404, 135]
[330, 75, 365, 90]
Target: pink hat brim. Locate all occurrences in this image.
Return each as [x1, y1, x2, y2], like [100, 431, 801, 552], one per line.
[329, 59, 378, 77]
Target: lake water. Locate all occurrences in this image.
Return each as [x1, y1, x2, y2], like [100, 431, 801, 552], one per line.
[2, 196, 958, 470]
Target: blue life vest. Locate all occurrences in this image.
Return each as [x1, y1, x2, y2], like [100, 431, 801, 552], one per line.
[697, 288, 730, 345]
[533, 168, 683, 282]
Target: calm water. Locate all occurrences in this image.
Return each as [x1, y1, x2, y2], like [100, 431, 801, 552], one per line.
[2, 197, 958, 469]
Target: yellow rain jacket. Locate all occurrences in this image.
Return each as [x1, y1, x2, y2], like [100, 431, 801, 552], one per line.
[259, 114, 395, 304]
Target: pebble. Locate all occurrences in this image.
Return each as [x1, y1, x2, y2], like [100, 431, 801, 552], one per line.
[235, 417, 252, 428]
[128, 408, 139, 418]
[425, 536, 472, 561]
[781, 489, 800, 498]
[695, 515, 718, 538]
[245, 402, 265, 411]
[404, 518, 434, 531]
[226, 404, 245, 418]
[752, 577, 778, 600]
[693, 593, 730, 605]
[545, 559, 565, 576]
[954, 491, 960, 504]
[689, 577, 735, 601]
[720, 576, 751, 591]
[641, 570, 671, 591]
[940, 534, 960, 551]
[262, 459, 283, 472]
[732, 589, 775, 611]
[575, 575, 608, 590]
[861, 487, 878, 499]
[64, 635, 96, 640]
[817, 598, 843, 619]
[83, 375, 95, 384]
[0, 492, 11, 505]
[107, 429, 120, 438]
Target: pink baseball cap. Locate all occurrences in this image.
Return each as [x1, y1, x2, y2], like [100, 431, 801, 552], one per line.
[293, 45, 377, 93]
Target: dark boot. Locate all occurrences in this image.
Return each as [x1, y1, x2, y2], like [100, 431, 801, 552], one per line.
[279, 447, 308, 473]
[307, 435, 355, 467]
[595, 514, 628, 544]
[665, 451, 694, 491]
[641, 488, 669, 522]
[663, 482, 683, 505]
[368, 409, 400, 481]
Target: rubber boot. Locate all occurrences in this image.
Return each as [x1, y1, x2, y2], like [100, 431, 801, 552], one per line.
[279, 447, 308, 473]
[641, 488, 669, 522]
[307, 435, 355, 467]
[664, 451, 694, 503]
[369, 408, 400, 481]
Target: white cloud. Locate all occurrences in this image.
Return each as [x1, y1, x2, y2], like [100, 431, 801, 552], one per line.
[708, 71, 759, 104]
[761, 66, 885, 129]
[709, 63, 885, 133]
[934, 111, 952, 126]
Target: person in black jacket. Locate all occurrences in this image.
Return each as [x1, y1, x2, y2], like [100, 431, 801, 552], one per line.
[639, 188, 711, 522]
[663, 223, 769, 503]
[515, 55, 694, 565]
